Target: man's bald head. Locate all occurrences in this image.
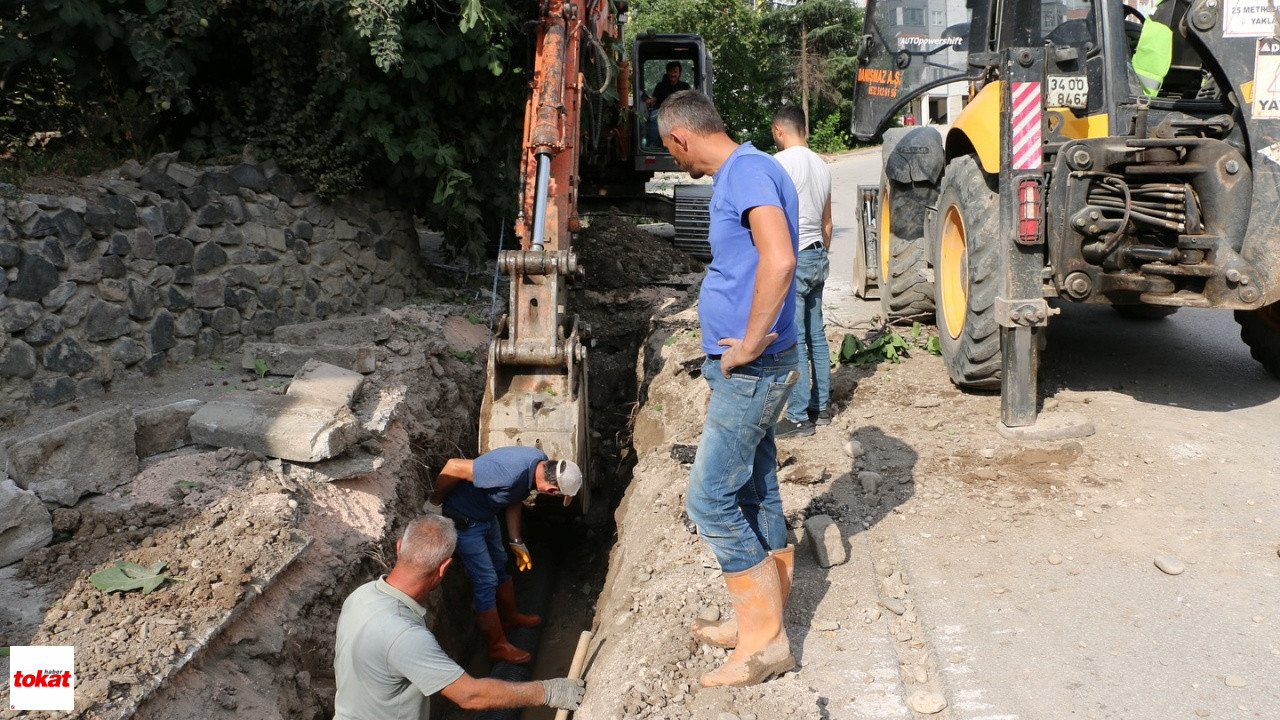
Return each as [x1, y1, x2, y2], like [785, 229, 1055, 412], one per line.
[397, 515, 456, 575]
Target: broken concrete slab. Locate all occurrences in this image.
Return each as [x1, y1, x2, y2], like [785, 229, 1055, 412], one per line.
[275, 451, 385, 483]
[358, 383, 408, 435]
[272, 314, 390, 346]
[241, 342, 376, 376]
[188, 394, 362, 462]
[287, 360, 363, 408]
[0, 479, 53, 567]
[804, 514, 847, 568]
[5, 406, 139, 506]
[135, 399, 204, 458]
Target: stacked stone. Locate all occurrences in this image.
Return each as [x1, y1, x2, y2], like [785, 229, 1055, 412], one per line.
[0, 154, 429, 418]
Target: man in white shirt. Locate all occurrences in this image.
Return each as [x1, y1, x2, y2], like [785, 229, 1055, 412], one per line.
[771, 105, 834, 439]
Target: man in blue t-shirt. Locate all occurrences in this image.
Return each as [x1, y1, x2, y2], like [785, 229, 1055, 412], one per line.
[656, 90, 799, 689]
[425, 446, 582, 664]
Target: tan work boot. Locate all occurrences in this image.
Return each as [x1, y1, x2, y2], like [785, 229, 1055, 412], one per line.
[495, 578, 541, 631]
[699, 554, 795, 687]
[476, 607, 531, 664]
[691, 545, 794, 648]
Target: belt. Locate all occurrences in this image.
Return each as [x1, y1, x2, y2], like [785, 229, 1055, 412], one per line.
[444, 512, 479, 530]
[798, 242, 825, 252]
[707, 342, 797, 362]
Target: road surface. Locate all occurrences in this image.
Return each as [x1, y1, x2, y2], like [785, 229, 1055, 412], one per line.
[811, 146, 1280, 719]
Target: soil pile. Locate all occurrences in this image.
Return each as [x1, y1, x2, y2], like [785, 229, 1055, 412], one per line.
[575, 214, 703, 290]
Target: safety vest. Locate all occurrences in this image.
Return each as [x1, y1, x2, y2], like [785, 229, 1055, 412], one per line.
[1132, 1, 1175, 97]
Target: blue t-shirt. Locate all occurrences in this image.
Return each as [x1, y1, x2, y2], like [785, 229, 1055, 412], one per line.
[443, 446, 547, 521]
[699, 142, 799, 356]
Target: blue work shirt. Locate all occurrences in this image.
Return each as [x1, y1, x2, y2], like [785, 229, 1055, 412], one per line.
[699, 142, 799, 356]
[443, 446, 547, 521]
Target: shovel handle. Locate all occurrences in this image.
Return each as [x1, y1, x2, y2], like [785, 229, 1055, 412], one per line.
[553, 630, 593, 720]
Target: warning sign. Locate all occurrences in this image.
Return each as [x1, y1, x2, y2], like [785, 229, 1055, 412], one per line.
[1253, 37, 1280, 117]
[1225, 0, 1278, 37]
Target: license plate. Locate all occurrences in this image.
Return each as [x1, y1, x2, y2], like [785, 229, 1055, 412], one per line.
[1046, 75, 1089, 109]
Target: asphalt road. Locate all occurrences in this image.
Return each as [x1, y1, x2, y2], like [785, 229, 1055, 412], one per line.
[818, 147, 1280, 719]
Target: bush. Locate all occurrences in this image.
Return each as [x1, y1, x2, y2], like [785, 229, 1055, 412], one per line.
[0, 0, 528, 261]
[808, 111, 852, 154]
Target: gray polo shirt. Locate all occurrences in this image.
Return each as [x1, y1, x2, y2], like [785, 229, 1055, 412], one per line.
[334, 578, 465, 720]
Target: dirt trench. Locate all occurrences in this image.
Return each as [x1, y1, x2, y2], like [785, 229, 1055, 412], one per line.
[0, 215, 700, 720]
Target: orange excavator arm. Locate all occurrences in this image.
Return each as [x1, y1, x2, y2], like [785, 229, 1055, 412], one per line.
[480, 0, 628, 512]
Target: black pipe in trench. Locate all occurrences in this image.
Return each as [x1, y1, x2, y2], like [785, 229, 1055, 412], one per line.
[476, 544, 555, 720]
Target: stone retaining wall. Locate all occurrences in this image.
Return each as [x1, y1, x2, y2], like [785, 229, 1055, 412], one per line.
[0, 154, 431, 421]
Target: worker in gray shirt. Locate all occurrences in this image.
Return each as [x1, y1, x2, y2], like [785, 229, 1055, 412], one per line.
[334, 515, 584, 719]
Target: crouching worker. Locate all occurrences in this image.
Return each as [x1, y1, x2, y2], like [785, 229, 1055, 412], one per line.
[426, 446, 582, 664]
[334, 515, 585, 719]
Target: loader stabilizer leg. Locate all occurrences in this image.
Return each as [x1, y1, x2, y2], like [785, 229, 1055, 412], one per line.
[999, 325, 1037, 427]
[993, 48, 1093, 442]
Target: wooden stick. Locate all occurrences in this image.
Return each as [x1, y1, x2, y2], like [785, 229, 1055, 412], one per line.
[553, 630, 593, 720]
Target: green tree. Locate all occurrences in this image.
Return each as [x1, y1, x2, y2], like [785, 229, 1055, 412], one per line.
[1, 0, 527, 261]
[762, 0, 864, 139]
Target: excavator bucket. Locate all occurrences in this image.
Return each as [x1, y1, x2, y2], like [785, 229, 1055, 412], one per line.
[479, 316, 591, 513]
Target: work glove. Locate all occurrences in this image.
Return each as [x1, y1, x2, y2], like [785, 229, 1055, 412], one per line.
[542, 678, 585, 710]
[509, 541, 532, 572]
[423, 499, 443, 515]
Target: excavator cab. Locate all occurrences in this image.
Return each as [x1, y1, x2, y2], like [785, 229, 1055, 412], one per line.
[632, 31, 714, 172]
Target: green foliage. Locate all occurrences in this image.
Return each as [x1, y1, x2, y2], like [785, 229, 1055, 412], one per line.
[465, 311, 486, 325]
[449, 348, 475, 364]
[254, 358, 269, 379]
[808, 111, 852, 153]
[2, 0, 528, 260]
[837, 322, 941, 365]
[89, 560, 175, 595]
[761, 0, 864, 141]
[838, 327, 910, 365]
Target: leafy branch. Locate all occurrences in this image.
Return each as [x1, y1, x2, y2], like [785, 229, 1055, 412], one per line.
[835, 322, 940, 366]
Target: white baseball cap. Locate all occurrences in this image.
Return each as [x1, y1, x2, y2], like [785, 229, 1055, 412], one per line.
[552, 459, 583, 497]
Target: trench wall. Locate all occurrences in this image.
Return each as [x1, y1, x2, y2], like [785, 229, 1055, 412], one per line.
[0, 154, 432, 422]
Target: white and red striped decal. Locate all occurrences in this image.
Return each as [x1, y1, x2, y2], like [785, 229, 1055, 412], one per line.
[1010, 81, 1042, 170]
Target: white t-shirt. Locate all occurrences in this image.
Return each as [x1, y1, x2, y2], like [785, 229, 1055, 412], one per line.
[774, 145, 832, 250]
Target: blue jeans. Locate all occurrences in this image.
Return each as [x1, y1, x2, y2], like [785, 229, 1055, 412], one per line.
[453, 516, 509, 611]
[686, 347, 798, 573]
[786, 248, 831, 423]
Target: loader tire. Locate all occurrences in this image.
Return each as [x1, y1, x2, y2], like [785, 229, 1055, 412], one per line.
[932, 154, 1001, 390]
[1236, 301, 1280, 379]
[878, 129, 936, 319]
[1113, 305, 1178, 320]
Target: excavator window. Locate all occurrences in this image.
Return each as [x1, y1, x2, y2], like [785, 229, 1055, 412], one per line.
[638, 57, 703, 152]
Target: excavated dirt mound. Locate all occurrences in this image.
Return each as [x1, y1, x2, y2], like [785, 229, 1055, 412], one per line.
[575, 214, 703, 290]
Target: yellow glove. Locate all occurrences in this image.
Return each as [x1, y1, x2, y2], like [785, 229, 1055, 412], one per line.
[509, 541, 532, 572]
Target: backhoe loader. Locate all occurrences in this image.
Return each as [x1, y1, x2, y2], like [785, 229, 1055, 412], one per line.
[852, 0, 1280, 433]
